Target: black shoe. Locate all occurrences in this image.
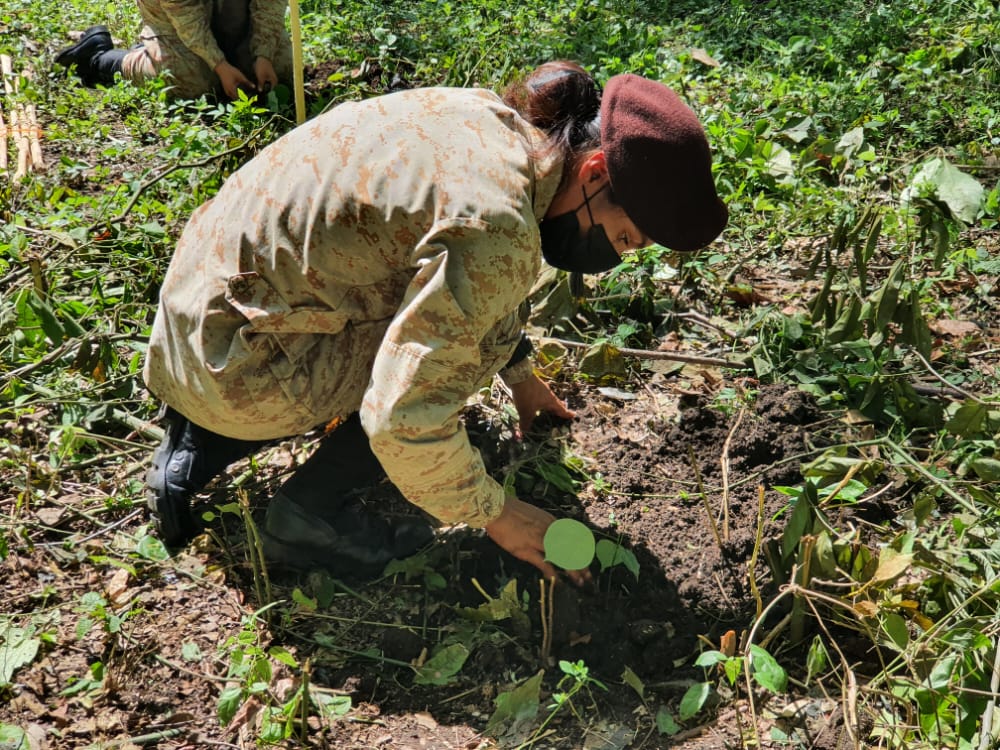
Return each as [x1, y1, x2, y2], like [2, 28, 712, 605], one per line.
[55, 25, 114, 86]
[262, 492, 434, 576]
[146, 408, 263, 547]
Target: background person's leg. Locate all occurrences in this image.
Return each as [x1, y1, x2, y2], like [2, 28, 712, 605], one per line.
[120, 26, 219, 99]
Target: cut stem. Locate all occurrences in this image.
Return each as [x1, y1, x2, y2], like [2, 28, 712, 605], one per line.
[687, 444, 724, 552]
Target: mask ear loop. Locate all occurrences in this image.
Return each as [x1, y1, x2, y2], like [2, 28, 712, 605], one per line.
[578, 181, 608, 228]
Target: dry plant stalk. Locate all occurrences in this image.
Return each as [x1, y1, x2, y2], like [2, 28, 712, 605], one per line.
[26, 102, 43, 169]
[538, 576, 556, 666]
[686, 444, 725, 552]
[1, 54, 44, 179]
[0, 105, 7, 173]
[719, 407, 747, 542]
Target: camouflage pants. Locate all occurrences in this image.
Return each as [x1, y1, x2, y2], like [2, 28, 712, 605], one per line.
[120, 2, 292, 99]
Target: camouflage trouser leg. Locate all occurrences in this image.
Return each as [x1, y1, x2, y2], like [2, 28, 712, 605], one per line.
[120, 25, 220, 99]
[120, 24, 292, 100]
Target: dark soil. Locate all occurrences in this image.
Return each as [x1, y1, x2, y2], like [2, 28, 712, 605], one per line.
[1, 378, 873, 749]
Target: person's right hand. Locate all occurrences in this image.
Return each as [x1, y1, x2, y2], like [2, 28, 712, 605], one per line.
[214, 60, 255, 100]
[484, 497, 591, 587]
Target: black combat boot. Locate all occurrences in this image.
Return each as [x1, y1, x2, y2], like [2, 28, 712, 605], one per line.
[55, 25, 122, 86]
[262, 413, 435, 576]
[147, 407, 264, 546]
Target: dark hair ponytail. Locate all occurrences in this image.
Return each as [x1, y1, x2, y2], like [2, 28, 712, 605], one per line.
[503, 61, 602, 161]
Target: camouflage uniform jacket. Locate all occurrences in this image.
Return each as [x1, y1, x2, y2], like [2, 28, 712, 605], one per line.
[137, 0, 287, 70]
[144, 87, 564, 528]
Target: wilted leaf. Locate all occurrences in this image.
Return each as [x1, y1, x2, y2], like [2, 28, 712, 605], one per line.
[902, 157, 984, 224]
[854, 600, 878, 618]
[0, 626, 41, 685]
[689, 47, 719, 67]
[871, 553, 913, 584]
[929, 319, 981, 338]
[579, 342, 627, 381]
[781, 116, 812, 144]
[835, 127, 865, 159]
[486, 670, 543, 735]
[459, 579, 523, 622]
[621, 666, 645, 700]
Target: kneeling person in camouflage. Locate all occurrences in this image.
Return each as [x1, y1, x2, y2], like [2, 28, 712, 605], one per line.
[55, 0, 291, 100]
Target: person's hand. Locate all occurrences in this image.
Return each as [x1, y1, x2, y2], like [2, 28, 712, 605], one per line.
[214, 60, 255, 100]
[484, 497, 591, 587]
[508, 373, 576, 435]
[253, 56, 278, 93]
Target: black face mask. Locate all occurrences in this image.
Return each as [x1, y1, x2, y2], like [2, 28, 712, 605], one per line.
[539, 183, 622, 274]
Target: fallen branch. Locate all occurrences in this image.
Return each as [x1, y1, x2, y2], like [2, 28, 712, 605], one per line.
[546, 337, 748, 369]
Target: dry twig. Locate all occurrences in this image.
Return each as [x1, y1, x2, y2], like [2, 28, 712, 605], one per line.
[547, 336, 747, 369]
[687, 444, 725, 552]
[719, 407, 746, 541]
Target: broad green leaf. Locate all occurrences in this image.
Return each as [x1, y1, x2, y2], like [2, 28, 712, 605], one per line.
[217, 685, 244, 725]
[413, 643, 468, 686]
[678, 681, 711, 720]
[655, 707, 681, 735]
[534, 461, 577, 494]
[135, 535, 169, 562]
[882, 612, 909, 651]
[268, 646, 299, 669]
[181, 641, 203, 662]
[694, 650, 728, 668]
[970, 457, 1000, 482]
[543, 519, 596, 571]
[0, 724, 29, 747]
[291, 588, 317, 611]
[749, 645, 787, 693]
[485, 670, 544, 735]
[314, 692, 352, 719]
[723, 657, 743, 686]
[595, 539, 640, 580]
[945, 401, 988, 437]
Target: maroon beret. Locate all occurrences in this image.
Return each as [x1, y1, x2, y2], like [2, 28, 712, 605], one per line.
[601, 74, 728, 251]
